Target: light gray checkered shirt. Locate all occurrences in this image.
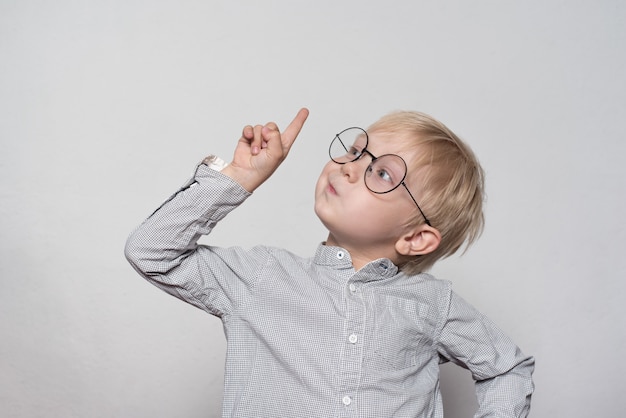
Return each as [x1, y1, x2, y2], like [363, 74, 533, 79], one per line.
[125, 164, 534, 417]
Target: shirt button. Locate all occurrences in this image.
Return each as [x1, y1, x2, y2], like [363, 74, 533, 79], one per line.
[342, 395, 352, 406]
[349, 283, 357, 292]
[348, 334, 358, 344]
[336, 251, 345, 260]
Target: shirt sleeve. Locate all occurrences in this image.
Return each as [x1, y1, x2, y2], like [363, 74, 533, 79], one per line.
[124, 163, 269, 317]
[435, 290, 535, 417]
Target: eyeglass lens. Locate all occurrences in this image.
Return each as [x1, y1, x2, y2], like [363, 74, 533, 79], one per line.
[329, 128, 368, 163]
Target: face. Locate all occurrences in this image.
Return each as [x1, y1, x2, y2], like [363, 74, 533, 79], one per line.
[314, 131, 422, 254]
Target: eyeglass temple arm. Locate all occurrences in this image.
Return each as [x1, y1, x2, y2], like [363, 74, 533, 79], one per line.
[401, 183, 432, 227]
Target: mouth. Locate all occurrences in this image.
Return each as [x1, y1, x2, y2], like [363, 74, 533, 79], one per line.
[327, 180, 337, 195]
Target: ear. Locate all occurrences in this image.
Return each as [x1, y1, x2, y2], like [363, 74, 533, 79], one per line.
[395, 225, 442, 256]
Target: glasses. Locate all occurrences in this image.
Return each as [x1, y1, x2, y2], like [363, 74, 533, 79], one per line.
[329, 127, 432, 227]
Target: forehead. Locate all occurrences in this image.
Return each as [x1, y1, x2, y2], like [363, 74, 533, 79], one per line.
[366, 130, 418, 158]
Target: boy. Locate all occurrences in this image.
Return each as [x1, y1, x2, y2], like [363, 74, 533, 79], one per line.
[125, 108, 534, 417]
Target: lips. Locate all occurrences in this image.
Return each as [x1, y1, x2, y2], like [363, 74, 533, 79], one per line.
[326, 176, 340, 195]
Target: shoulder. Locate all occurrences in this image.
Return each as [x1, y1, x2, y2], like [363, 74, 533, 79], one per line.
[394, 271, 453, 299]
[219, 245, 312, 273]
[263, 246, 315, 271]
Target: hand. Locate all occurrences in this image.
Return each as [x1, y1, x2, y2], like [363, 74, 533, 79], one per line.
[222, 108, 309, 192]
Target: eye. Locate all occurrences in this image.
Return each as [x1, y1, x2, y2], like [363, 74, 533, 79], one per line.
[348, 146, 363, 158]
[376, 167, 393, 183]
[366, 165, 394, 183]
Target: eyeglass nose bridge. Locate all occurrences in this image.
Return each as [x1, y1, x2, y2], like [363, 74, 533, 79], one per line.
[359, 148, 377, 163]
[341, 148, 378, 179]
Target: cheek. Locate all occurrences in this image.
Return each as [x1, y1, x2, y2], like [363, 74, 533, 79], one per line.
[314, 170, 329, 198]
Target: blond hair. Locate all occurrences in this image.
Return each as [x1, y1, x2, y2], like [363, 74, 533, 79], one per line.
[367, 111, 485, 274]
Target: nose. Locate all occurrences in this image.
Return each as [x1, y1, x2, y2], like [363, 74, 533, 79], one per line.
[339, 158, 366, 183]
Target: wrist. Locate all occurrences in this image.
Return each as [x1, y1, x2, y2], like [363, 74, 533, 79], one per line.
[220, 164, 261, 193]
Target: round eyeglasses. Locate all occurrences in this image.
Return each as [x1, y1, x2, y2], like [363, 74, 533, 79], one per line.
[329, 127, 432, 226]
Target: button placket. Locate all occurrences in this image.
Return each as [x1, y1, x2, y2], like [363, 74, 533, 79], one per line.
[336, 272, 365, 416]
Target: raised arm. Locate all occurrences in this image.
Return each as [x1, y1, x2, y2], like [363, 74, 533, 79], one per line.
[125, 108, 309, 314]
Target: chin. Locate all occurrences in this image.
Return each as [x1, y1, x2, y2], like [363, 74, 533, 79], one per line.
[313, 202, 326, 225]
[313, 205, 333, 232]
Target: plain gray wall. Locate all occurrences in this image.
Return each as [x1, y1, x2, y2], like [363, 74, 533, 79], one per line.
[1, 1, 625, 417]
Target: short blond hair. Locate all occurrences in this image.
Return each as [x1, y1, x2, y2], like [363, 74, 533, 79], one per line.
[367, 111, 485, 274]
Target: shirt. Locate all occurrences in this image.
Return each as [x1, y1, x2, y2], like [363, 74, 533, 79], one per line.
[125, 163, 535, 418]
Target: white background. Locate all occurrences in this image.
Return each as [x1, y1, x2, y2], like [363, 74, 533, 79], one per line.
[1, 1, 625, 417]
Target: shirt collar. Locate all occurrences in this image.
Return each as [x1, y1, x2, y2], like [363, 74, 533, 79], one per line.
[313, 243, 399, 280]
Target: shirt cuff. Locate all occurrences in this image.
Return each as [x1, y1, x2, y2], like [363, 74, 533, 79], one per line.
[202, 155, 228, 172]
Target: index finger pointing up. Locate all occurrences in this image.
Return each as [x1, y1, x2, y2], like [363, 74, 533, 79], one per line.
[281, 108, 310, 150]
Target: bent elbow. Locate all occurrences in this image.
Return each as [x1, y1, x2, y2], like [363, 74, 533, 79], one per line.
[124, 230, 150, 275]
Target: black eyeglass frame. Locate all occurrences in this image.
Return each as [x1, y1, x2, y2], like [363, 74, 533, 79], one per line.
[329, 127, 432, 227]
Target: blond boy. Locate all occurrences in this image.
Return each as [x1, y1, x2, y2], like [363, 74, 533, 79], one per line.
[126, 108, 534, 417]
